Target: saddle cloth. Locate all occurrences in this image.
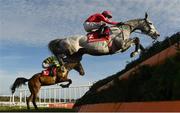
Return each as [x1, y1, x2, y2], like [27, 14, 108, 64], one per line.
[42, 67, 57, 76]
[87, 31, 111, 43]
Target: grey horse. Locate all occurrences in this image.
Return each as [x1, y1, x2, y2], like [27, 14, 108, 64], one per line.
[49, 13, 160, 64]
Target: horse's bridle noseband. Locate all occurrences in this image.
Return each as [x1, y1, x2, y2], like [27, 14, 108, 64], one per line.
[143, 19, 152, 35]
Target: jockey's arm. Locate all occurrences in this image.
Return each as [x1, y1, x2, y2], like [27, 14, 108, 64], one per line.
[99, 15, 118, 25]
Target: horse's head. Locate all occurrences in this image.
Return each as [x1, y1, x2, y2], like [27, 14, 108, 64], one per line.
[140, 13, 160, 39]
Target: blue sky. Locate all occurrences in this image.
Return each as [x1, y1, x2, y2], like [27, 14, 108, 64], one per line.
[0, 0, 180, 95]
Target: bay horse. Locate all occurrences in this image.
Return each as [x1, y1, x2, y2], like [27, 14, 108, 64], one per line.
[48, 13, 160, 63]
[11, 61, 84, 109]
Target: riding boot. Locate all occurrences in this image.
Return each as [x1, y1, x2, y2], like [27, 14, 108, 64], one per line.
[98, 24, 106, 38]
[49, 67, 53, 77]
[103, 26, 110, 37]
[98, 26, 110, 38]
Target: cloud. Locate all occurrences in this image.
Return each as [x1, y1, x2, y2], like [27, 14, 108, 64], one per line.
[0, 55, 27, 61]
[0, 0, 179, 46]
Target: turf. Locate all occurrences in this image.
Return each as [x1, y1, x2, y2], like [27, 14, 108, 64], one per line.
[0, 106, 76, 112]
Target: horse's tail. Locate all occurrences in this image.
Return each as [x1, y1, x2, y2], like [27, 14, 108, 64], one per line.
[48, 39, 62, 55]
[10, 77, 29, 94]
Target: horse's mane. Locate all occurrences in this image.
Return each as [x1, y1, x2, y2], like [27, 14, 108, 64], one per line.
[125, 18, 143, 23]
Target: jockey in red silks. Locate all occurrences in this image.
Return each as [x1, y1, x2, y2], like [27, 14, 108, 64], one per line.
[83, 10, 123, 38]
[42, 56, 60, 77]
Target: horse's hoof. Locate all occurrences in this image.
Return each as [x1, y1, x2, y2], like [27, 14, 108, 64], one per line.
[59, 84, 69, 88]
[80, 72, 85, 76]
[59, 84, 64, 87]
[130, 52, 135, 58]
[130, 52, 138, 58]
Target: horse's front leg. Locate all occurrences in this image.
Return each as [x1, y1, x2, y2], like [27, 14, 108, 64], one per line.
[74, 62, 85, 76]
[121, 38, 134, 52]
[130, 37, 145, 58]
[59, 79, 72, 88]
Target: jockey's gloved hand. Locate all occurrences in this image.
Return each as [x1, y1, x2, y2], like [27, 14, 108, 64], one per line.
[101, 23, 106, 27]
[117, 22, 125, 26]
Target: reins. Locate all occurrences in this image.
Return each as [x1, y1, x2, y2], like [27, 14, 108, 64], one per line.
[106, 21, 157, 51]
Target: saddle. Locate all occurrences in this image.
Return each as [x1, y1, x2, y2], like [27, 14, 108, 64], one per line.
[87, 30, 112, 49]
[87, 26, 112, 43]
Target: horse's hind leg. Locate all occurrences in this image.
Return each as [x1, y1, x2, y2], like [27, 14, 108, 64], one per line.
[30, 87, 40, 109]
[26, 94, 33, 109]
[32, 94, 38, 109]
[28, 77, 41, 109]
[31, 85, 41, 109]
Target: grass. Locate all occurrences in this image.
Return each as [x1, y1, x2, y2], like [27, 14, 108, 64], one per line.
[0, 106, 76, 112]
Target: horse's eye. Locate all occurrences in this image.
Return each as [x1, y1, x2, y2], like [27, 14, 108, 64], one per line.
[149, 23, 152, 25]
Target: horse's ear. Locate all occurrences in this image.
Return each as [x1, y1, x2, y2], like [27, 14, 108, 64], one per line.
[145, 12, 148, 19]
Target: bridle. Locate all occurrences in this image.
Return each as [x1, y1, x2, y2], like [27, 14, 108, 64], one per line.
[115, 20, 158, 44]
[134, 19, 158, 43]
[142, 19, 152, 35]
[115, 23, 132, 40]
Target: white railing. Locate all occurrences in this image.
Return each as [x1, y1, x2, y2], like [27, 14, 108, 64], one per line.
[0, 95, 14, 106]
[9, 84, 91, 107]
